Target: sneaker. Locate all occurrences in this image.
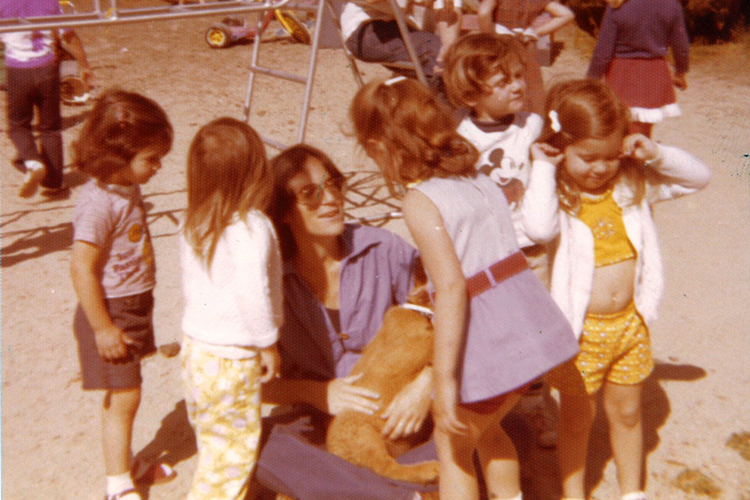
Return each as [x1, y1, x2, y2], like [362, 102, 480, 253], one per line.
[18, 160, 46, 198]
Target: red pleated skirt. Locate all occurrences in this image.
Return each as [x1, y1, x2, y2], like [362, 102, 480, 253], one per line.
[606, 57, 681, 123]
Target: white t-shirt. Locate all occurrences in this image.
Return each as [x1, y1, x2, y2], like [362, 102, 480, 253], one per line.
[73, 179, 156, 298]
[457, 111, 543, 247]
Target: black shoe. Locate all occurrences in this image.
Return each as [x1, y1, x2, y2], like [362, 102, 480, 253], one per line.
[40, 182, 71, 199]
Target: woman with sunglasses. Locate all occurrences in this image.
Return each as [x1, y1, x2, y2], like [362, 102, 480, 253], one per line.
[255, 144, 437, 500]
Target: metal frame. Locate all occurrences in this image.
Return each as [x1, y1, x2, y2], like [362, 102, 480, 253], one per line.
[242, 0, 328, 150]
[0, 1, 293, 32]
[241, 0, 426, 149]
[1, 0, 426, 150]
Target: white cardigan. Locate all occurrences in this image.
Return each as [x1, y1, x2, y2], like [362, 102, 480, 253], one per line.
[522, 144, 711, 338]
[180, 210, 283, 350]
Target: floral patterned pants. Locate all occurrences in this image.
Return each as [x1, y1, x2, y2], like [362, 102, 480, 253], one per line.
[181, 336, 262, 500]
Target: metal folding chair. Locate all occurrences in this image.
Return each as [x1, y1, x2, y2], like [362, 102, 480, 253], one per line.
[241, 0, 427, 149]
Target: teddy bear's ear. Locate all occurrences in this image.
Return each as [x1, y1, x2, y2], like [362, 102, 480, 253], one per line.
[407, 257, 432, 308]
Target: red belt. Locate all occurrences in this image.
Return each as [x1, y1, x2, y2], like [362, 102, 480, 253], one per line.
[465, 251, 529, 299]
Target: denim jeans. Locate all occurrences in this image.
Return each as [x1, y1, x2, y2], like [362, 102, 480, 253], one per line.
[6, 63, 64, 189]
[345, 20, 443, 92]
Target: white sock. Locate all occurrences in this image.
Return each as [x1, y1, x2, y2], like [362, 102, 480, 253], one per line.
[621, 492, 647, 500]
[106, 472, 135, 496]
[24, 160, 44, 172]
[499, 493, 522, 500]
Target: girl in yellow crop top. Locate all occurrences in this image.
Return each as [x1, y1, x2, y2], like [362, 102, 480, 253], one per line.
[529, 79, 710, 500]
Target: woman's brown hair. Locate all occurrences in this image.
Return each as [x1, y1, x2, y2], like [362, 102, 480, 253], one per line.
[266, 144, 345, 260]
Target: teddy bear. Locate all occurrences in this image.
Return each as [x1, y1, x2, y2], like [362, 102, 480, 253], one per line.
[325, 264, 439, 486]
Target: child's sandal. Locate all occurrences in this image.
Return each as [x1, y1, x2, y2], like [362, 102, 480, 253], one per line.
[104, 487, 141, 500]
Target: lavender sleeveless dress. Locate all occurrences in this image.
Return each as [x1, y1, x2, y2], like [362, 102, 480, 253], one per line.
[414, 174, 578, 403]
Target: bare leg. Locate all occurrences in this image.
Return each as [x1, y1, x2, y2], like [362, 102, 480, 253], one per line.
[629, 122, 653, 138]
[435, 422, 482, 500]
[477, 393, 523, 500]
[102, 388, 141, 475]
[436, 395, 522, 500]
[557, 392, 596, 499]
[603, 382, 644, 496]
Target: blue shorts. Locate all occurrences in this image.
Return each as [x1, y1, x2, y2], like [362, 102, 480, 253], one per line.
[74, 290, 156, 390]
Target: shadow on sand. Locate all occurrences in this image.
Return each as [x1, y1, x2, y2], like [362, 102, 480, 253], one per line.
[501, 361, 706, 500]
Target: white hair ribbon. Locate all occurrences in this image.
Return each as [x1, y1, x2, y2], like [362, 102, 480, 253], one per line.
[384, 75, 408, 86]
[549, 110, 562, 133]
[400, 303, 434, 318]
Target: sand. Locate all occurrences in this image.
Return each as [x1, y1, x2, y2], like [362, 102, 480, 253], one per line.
[1, 2, 749, 499]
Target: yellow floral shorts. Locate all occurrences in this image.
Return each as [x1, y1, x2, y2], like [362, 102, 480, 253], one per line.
[547, 302, 654, 395]
[181, 336, 263, 500]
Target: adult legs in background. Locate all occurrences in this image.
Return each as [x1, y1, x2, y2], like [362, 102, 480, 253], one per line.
[35, 62, 64, 189]
[346, 20, 442, 91]
[6, 64, 65, 191]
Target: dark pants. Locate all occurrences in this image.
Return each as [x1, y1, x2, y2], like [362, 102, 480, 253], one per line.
[346, 20, 443, 92]
[256, 409, 438, 500]
[6, 63, 64, 189]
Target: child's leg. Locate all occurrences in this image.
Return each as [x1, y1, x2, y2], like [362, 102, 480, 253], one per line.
[628, 122, 653, 138]
[103, 387, 142, 475]
[557, 392, 596, 499]
[182, 338, 263, 500]
[476, 392, 524, 500]
[435, 392, 523, 500]
[603, 382, 644, 496]
[435, 417, 482, 500]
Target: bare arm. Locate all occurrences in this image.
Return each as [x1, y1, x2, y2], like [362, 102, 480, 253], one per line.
[435, 0, 462, 68]
[531, 1, 574, 37]
[60, 30, 94, 87]
[403, 189, 468, 435]
[263, 373, 381, 415]
[70, 241, 130, 360]
[477, 0, 498, 33]
[381, 365, 433, 439]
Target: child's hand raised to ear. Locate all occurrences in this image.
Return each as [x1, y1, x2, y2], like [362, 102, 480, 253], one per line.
[622, 134, 659, 165]
[531, 142, 565, 167]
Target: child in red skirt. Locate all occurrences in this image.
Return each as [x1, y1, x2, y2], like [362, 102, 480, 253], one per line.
[586, 0, 690, 137]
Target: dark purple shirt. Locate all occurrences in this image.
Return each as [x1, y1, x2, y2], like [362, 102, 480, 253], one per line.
[278, 224, 418, 381]
[0, 0, 62, 68]
[587, 0, 690, 79]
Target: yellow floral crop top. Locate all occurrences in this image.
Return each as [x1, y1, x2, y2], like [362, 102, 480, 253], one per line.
[577, 189, 636, 267]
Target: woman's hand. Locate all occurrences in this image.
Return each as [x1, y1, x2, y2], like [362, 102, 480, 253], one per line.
[433, 377, 467, 436]
[622, 134, 659, 165]
[531, 142, 564, 167]
[381, 367, 432, 440]
[259, 344, 280, 383]
[327, 373, 381, 415]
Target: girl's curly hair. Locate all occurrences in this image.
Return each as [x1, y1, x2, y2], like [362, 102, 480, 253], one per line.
[72, 88, 173, 180]
[350, 77, 478, 196]
[540, 79, 643, 213]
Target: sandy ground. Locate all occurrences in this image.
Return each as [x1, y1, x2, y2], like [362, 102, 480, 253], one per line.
[1, 2, 749, 499]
